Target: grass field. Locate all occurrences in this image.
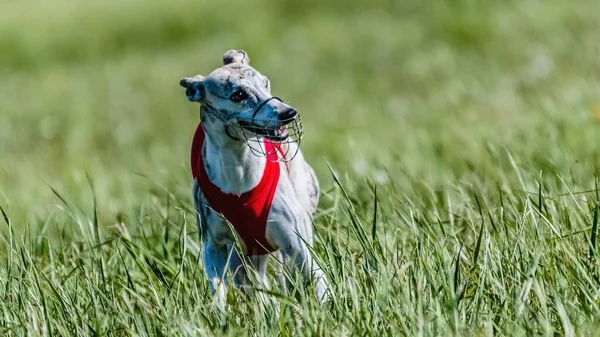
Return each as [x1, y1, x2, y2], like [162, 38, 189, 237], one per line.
[1, 0, 600, 335]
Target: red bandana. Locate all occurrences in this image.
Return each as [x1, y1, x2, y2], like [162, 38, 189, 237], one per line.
[191, 124, 280, 255]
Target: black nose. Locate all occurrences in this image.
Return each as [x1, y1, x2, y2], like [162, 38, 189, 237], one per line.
[279, 108, 298, 122]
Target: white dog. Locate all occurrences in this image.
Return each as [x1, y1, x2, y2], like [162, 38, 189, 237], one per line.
[180, 50, 328, 304]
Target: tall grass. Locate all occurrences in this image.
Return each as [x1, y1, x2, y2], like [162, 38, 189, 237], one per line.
[3, 166, 600, 335]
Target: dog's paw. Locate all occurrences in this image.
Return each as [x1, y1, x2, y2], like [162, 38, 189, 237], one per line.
[211, 278, 227, 311]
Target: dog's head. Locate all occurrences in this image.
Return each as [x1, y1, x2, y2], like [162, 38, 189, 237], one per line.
[180, 50, 300, 143]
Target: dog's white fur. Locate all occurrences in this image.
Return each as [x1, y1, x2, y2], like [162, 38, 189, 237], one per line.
[181, 50, 328, 305]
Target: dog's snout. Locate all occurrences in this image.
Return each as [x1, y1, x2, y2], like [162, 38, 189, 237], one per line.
[279, 108, 298, 121]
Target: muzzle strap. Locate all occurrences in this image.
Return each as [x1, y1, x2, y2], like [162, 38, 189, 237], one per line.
[251, 97, 282, 119]
[205, 96, 302, 162]
[222, 97, 282, 141]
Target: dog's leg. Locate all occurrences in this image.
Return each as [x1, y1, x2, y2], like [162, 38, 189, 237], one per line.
[247, 254, 277, 314]
[249, 255, 271, 290]
[227, 245, 255, 296]
[279, 237, 328, 303]
[227, 248, 272, 296]
[290, 245, 328, 303]
[203, 236, 229, 309]
[269, 202, 329, 302]
[273, 250, 289, 295]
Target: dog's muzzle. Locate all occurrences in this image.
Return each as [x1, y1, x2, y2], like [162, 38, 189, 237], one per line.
[225, 97, 303, 162]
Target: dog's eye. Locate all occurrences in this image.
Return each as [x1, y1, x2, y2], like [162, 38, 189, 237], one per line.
[230, 90, 248, 103]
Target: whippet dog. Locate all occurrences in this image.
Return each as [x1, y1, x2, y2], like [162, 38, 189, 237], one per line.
[180, 50, 328, 305]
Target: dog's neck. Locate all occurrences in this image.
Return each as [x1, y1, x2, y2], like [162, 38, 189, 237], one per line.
[201, 115, 266, 196]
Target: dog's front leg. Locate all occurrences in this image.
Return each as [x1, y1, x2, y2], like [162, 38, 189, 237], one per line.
[227, 245, 255, 296]
[249, 254, 271, 291]
[273, 251, 290, 294]
[277, 232, 329, 303]
[229, 250, 271, 297]
[203, 236, 229, 309]
[288, 244, 328, 303]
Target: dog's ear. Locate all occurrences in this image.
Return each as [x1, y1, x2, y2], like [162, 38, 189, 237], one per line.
[223, 50, 249, 65]
[179, 75, 205, 102]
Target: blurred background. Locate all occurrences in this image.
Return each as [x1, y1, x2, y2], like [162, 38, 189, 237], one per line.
[0, 0, 599, 226]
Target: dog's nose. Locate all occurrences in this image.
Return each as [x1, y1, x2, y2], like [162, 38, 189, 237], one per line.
[279, 108, 298, 122]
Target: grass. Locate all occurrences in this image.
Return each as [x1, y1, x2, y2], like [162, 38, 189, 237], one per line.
[1, 0, 600, 335]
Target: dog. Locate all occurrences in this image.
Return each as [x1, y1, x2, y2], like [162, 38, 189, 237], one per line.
[180, 50, 328, 305]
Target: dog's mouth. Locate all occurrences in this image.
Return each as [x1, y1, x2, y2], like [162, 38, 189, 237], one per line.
[228, 113, 303, 162]
[238, 121, 290, 142]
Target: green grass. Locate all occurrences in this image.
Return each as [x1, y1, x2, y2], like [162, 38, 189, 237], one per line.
[1, 0, 600, 335]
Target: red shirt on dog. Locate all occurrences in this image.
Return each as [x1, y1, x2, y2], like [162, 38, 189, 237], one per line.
[191, 123, 280, 255]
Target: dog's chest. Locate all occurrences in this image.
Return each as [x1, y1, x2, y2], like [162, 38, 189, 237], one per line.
[192, 126, 287, 254]
[195, 180, 305, 245]
[207, 155, 265, 195]
[195, 177, 302, 250]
